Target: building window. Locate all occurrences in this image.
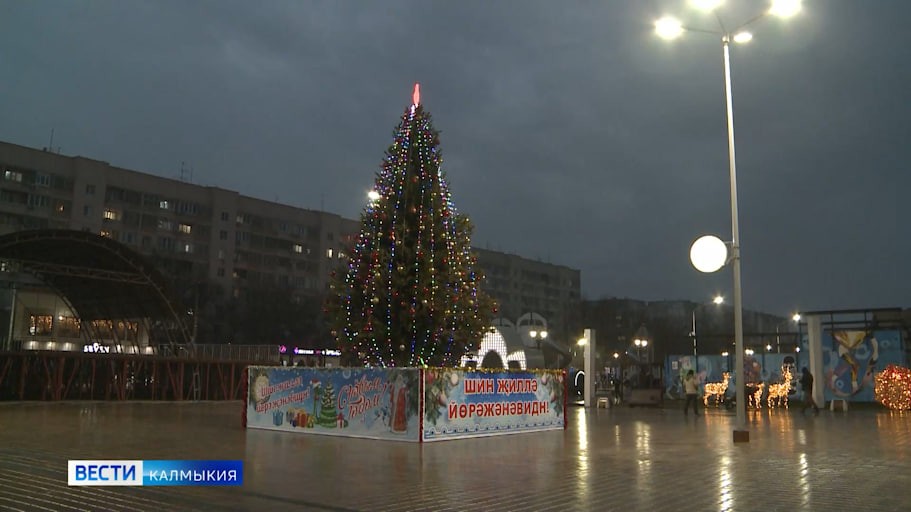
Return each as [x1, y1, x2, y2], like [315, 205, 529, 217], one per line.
[179, 223, 192, 234]
[85, 184, 95, 195]
[103, 209, 119, 221]
[221, 211, 229, 221]
[158, 237, 175, 252]
[217, 249, 225, 260]
[4, 170, 23, 182]
[157, 219, 173, 231]
[27, 195, 49, 208]
[337, 250, 346, 259]
[159, 200, 170, 210]
[326, 248, 334, 259]
[293, 244, 303, 253]
[83, 205, 92, 216]
[123, 232, 135, 245]
[220, 230, 228, 240]
[217, 268, 225, 277]
[35, 174, 51, 187]
[182, 243, 194, 254]
[100, 229, 112, 238]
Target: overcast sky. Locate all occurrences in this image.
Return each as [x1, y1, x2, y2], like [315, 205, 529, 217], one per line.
[1, 1, 907, 316]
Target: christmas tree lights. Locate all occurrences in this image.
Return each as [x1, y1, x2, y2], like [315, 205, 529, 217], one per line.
[874, 364, 911, 410]
[327, 84, 495, 367]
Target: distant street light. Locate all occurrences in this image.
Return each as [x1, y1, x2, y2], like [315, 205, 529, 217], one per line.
[530, 329, 548, 350]
[691, 295, 725, 362]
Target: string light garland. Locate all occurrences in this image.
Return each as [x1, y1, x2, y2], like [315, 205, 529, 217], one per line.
[326, 84, 496, 367]
[875, 364, 911, 411]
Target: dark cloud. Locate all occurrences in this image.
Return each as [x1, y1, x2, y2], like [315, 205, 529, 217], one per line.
[2, 0, 908, 315]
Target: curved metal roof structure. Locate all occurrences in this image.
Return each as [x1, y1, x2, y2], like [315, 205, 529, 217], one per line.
[0, 229, 191, 344]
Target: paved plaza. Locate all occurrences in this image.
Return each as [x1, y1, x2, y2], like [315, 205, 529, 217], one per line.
[0, 400, 909, 511]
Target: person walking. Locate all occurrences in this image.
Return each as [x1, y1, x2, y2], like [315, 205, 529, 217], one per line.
[683, 370, 699, 416]
[800, 367, 820, 415]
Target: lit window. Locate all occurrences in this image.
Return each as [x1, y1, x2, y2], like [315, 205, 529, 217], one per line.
[159, 200, 169, 210]
[179, 223, 192, 234]
[182, 243, 193, 254]
[103, 209, 119, 221]
[293, 244, 303, 253]
[217, 249, 225, 260]
[100, 229, 112, 238]
[326, 248, 333, 259]
[157, 219, 172, 231]
[338, 250, 346, 259]
[4, 170, 23, 182]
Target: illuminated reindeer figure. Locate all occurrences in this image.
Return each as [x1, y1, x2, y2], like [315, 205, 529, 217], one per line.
[766, 366, 793, 408]
[703, 372, 730, 407]
[749, 382, 765, 409]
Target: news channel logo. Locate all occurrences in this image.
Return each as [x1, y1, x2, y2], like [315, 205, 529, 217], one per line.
[67, 460, 243, 486]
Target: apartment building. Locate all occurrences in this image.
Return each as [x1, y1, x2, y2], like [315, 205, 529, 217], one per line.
[0, 141, 358, 301]
[474, 248, 581, 345]
[0, 140, 582, 351]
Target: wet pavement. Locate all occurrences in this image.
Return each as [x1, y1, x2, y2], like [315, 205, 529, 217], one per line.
[0, 400, 909, 511]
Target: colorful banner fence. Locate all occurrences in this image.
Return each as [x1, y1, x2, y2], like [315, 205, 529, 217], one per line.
[246, 366, 421, 441]
[245, 367, 566, 442]
[422, 368, 566, 442]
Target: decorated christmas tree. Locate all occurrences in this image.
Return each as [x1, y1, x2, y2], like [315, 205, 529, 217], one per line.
[317, 381, 339, 427]
[328, 84, 495, 367]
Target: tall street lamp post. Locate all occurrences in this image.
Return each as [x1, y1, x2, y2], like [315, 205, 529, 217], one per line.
[658, 0, 803, 443]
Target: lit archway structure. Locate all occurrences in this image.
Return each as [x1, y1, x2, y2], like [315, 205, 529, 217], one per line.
[0, 229, 191, 348]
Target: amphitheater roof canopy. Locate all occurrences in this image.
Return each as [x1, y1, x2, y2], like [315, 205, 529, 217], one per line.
[0, 229, 188, 325]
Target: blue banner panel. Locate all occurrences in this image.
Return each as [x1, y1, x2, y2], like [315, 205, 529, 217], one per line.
[814, 330, 905, 402]
[422, 369, 565, 441]
[246, 366, 421, 442]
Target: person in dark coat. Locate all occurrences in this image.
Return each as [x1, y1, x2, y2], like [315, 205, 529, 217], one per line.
[800, 367, 820, 415]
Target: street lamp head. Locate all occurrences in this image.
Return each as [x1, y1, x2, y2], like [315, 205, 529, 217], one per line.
[613, 352, 619, 359]
[367, 190, 381, 201]
[540, 331, 548, 339]
[690, 0, 724, 11]
[792, 313, 801, 322]
[733, 31, 753, 44]
[713, 295, 724, 305]
[722, 351, 729, 356]
[577, 337, 587, 346]
[529, 330, 538, 339]
[770, 0, 801, 18]
[655, 16, 684, 40]
[765, 344, 772, 351]
[690, 235, 728, 273]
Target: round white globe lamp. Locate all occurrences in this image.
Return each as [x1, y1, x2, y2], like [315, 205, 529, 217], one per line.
[690, 235, 728, 273]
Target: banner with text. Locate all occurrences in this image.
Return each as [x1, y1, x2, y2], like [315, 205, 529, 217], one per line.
[422, 369, 565, 441]
[246, 366, 420, 442]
